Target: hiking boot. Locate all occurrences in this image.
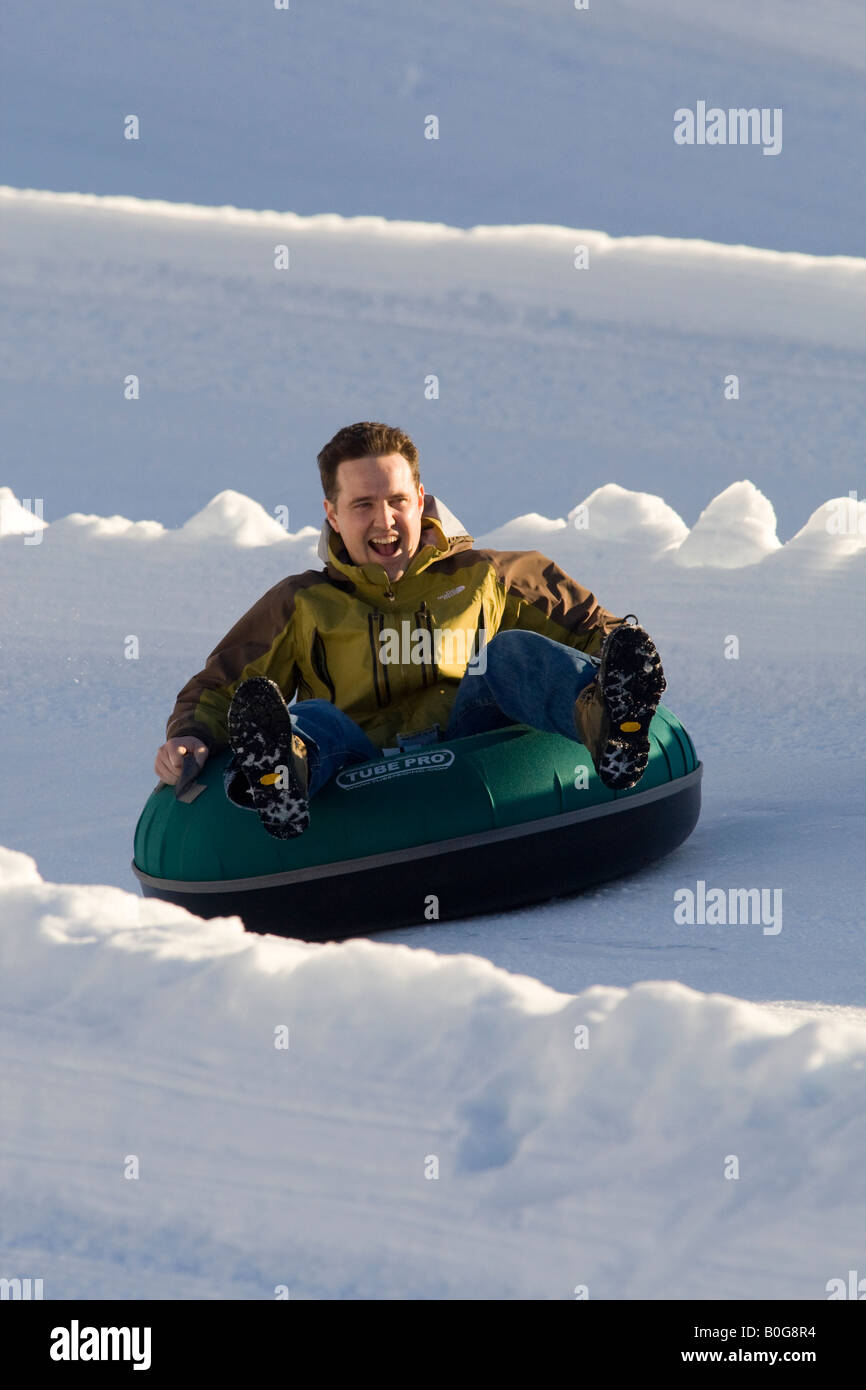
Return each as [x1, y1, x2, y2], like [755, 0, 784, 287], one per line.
[227, 677, 310, 839]
[574, 617, 666, 791]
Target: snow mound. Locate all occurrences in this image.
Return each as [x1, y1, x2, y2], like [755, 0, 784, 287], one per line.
[0, 485, 47, 537]
[2, 852, 866, 1298]
[476, 512, 568, 549]
[782, 496, 866, 562]
[175, 490, 294, 546]
[0, 845, 43, 887]
[477, 487, 687, 557]
[51, 512, 165, 541]
[5, 483, 864, 574]
[568, 483, 688, 553]
[0, 487, 324, 551]
[674, 481, 782, 568]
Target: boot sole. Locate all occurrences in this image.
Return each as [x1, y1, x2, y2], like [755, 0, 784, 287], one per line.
[227, 678, 310, 839]
[597, 625, 666, 790]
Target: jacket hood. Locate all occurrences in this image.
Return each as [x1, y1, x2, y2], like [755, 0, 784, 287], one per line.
[317, 493, 474, 589]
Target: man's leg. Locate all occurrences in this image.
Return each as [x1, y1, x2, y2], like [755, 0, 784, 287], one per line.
[444, 625, 666, 790]
[289, 699, 380, 798]
[444, 629, 600, 741]
[223, 686, 378, 828]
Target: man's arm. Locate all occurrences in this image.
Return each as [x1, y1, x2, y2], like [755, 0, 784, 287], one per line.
[482, 549, 622, 654]
[164, 575, 304, 755]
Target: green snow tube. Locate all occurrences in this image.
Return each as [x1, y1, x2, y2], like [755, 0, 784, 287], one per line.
[132, 706, 701, 940]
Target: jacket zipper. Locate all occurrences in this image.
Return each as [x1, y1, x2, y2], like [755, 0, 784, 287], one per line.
[377, 612, 392, 701]
[472, 604, 486, 665]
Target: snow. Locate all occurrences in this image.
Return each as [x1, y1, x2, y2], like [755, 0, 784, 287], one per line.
[3, 457, 865, 1296]
[50, 513, 166, 544]
[673, 481, 782, 568]
[2, 3, 866, 1296]
[476, 512, 569, 550]
[0, 485, 47, 538]
[3, 0, 866, 256]
[3, 844, 866, 1299]
[3, 185, 866, 542]
[566, 484, 689, 556]
[175, 491, 307, 548]
[784, 497, 866, 563]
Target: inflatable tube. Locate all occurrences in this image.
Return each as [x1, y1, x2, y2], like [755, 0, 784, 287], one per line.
[132, 705, 701, 941]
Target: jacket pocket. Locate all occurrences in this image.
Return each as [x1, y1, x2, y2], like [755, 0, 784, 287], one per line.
[415, 601, 438, 687]
[310, 628, 337, 702]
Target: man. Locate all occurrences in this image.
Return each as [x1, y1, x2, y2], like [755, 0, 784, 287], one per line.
[154, 422, 666, 839]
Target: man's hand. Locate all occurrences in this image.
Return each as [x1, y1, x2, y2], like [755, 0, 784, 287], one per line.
[154, 737, 209, 785]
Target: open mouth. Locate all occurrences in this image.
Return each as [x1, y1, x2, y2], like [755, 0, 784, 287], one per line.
[368, 534, 401, 559]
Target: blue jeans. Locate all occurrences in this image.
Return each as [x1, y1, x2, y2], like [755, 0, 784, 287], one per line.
[224, 629, 600, 804]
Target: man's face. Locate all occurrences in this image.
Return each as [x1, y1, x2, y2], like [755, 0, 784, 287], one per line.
[324, 453, 425, 582]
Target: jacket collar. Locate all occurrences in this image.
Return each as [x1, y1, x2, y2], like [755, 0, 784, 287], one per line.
[317, 494, 474, 595]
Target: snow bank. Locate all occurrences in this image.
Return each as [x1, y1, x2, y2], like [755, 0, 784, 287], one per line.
[3, 186, 866, 355]
[0, 487, 321, 554]
[3, 481, 856, 571]
[4, 185, 865, 274]
[6, 480, 866, 572]
[2, 844, 865, 1299]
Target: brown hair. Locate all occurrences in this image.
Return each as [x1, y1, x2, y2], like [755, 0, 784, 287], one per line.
[317, 422, 420, 503]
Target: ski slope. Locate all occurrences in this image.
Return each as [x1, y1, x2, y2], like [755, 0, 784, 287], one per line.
[3, 0, 865, 255]
[2, 184, 866, 1298]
